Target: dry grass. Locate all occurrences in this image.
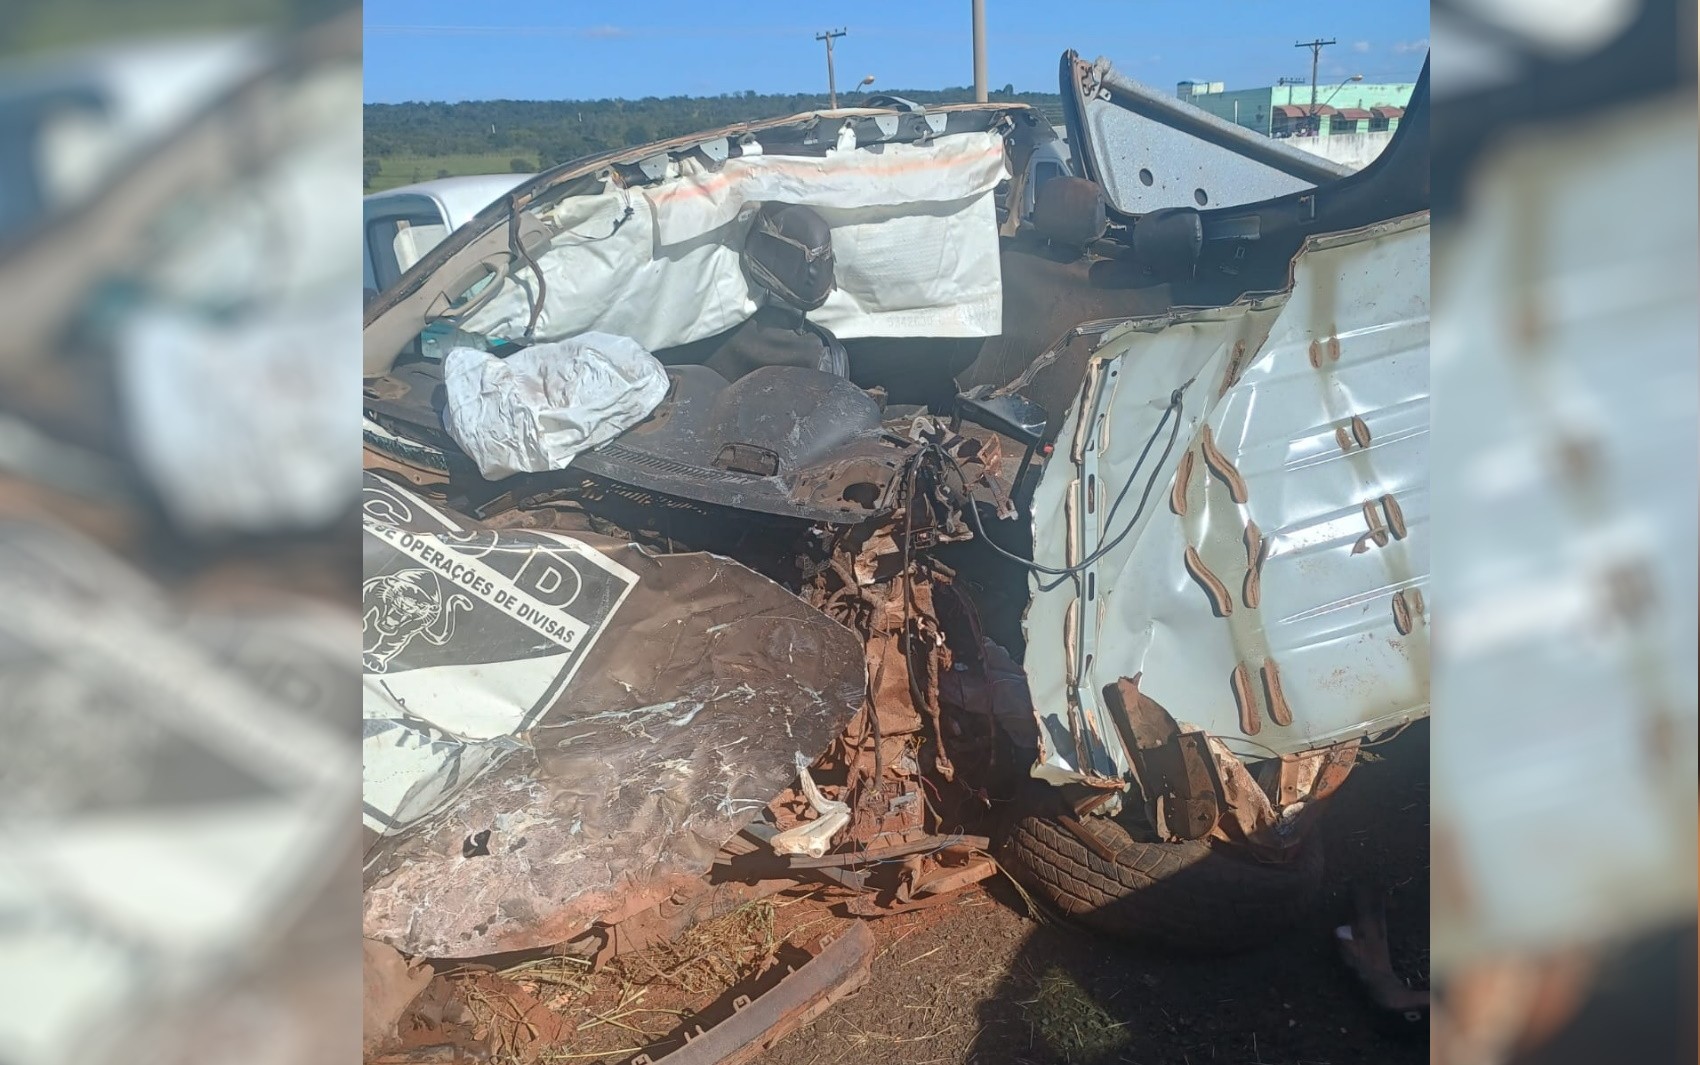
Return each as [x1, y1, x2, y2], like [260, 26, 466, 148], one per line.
[1019, 965, 1131, 1065]
[618, 898, 781, 995]
[438, 899, 785, 1065]
[992, 857, 1047, 923]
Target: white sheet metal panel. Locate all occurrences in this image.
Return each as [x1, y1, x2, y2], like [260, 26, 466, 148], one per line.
[1025, 213, 1430, 783]
[1074, 61, 1344, 215]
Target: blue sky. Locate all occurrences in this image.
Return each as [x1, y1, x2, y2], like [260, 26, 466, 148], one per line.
[363, 0, 1429, 103]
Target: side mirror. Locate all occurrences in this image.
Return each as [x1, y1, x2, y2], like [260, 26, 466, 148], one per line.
[1032, 176, 1108, 248]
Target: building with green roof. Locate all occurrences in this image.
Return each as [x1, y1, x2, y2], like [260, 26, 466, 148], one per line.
[1176, 79, 1418, 139]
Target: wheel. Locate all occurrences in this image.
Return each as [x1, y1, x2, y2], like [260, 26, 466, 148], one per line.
[999, 784, 1324, 955]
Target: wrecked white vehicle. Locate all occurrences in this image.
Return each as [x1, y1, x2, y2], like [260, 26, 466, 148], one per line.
[360, 47, 1430, 1017]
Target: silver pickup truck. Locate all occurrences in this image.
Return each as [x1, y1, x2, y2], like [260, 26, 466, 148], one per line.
[363, 173, 533, 303]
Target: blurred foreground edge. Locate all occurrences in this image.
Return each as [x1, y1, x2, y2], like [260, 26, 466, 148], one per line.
[0, 5, 362, 1065]
[1430, 1, 1698, 1063]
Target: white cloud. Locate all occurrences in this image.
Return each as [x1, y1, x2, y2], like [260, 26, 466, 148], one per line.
[1391, 38, 1430, 55]
[580, 25, 629, 39]
[1352, 40, 1372, 53]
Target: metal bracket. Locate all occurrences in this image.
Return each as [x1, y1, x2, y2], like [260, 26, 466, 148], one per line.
[629, 923, 874, 1065]
[1082, 56, 1110, 98]
[1102, 675, 1221, 841]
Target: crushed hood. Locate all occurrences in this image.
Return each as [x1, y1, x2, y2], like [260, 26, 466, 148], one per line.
[360, 472, 867, 956]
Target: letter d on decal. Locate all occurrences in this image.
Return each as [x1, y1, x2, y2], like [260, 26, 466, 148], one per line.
[515, 553, 581, 608]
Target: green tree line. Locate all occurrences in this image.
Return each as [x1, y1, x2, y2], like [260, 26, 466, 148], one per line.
[364, 87, 1064, 189]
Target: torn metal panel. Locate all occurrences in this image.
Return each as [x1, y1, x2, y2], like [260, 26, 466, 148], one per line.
[363, 939, 433, 1057]
[361, 474, 867, 958]
[1024, 211, 1430, 785]
[1199, 733, 1354, 859]
[1062, 51, 1350, 217]
[1100, 676, 1218, 841]
[1202, 733, 1283, 849]
[361, 471, 642, 835]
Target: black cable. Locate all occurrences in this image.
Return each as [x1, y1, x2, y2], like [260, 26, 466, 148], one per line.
[553, 199, 634, 245]
[861, 447, 933, 796]
[841, 382, 1186, 815]
[1031, 398, 1181, 594]
[896, 451, 953, 785]
[939, 382, 1189, 587]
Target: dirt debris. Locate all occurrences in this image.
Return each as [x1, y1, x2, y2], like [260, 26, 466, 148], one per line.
[374, 721, 1428, 1065]
[380, 890, 861, 1065]
[1023, 966, 1133, 1063]
[752, 720, 1430, 1065]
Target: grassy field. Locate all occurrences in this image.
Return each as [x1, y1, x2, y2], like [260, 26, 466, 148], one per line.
[366, 151, 538, 193]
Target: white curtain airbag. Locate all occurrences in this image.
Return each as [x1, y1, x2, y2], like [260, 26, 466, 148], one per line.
[457, 131, 1007, 351]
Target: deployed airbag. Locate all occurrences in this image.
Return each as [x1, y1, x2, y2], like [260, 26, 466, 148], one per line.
[442, 333, 669, 480]
[458, 131, 1007, 351]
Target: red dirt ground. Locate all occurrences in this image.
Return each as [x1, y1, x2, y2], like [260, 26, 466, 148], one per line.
[380, 721, 1428, 1065]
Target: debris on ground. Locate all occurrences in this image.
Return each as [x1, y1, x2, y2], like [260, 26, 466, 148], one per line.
[1022, 966, 1132, 1064]
[377, 891, 869, 1064]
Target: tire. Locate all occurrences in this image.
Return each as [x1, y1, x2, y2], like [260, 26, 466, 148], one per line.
[999, 786, 1325, 955]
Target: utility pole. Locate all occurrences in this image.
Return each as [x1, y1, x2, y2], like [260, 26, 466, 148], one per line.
[816, 28, 847, 108]
[1295, 38, 1335, 135]
[971, 0, 987, 102]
